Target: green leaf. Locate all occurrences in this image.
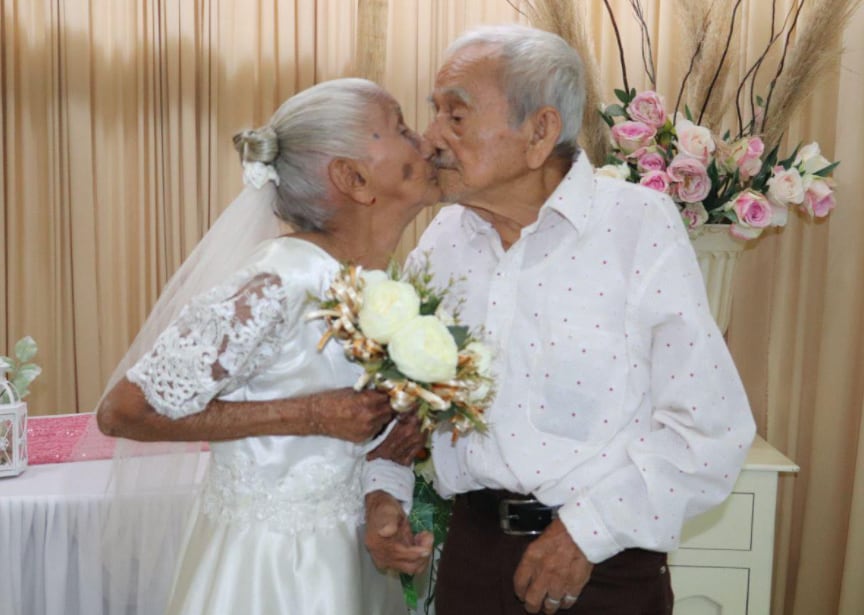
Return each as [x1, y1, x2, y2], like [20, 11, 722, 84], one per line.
[379, 366, 406, 381]
[447, 325, 470, 349]
[14, 336, 37, 363]
[813, 161, 840, 177]
[598, 110, 615, 127]
[420, 296, 441, 316]
[400, 574, 419, 609]
[604, 104, 627, 118]
[684, 105, 694, 122]
[756, 95, 764, 106]
[614, 88, 630, 104]
[0, 356, 13, 371]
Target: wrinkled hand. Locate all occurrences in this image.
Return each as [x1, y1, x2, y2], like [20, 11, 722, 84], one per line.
[366, 413, 426, 465]
[513, 519, 593, 614]
[310, 388, 394, 443]
[364, 490, 433, 575]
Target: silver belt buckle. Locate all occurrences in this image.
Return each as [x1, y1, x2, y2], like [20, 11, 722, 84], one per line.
[498, 498, 553, 536]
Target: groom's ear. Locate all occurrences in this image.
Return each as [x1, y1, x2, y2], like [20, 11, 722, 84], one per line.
[328, 158, 374, 204]
[524, 106, 562, 169]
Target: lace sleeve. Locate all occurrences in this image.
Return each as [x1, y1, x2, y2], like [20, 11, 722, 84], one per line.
[127, 272, 293, 419]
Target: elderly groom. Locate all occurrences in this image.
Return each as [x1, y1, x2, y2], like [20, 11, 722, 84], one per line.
[365, 24, 756, 615]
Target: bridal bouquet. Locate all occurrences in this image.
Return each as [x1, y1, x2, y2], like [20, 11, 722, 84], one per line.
[306, 258, 493, 439]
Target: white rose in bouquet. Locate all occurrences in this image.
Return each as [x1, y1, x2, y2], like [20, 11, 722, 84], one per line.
[360, 269, 389, 287]
[359, 279, 420, 343]
[389, 316, 458, 383]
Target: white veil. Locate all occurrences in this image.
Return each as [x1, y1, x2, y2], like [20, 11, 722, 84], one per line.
[77, 182, 289, 615]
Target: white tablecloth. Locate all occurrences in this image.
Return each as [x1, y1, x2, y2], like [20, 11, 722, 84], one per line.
[0, 457, 206, 615]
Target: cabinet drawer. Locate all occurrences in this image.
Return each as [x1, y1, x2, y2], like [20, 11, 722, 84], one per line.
[670, 565, 750, 614]
[679, 492, 754, 551]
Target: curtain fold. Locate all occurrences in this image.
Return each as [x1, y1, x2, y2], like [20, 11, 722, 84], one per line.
[2, 2, 863, 614]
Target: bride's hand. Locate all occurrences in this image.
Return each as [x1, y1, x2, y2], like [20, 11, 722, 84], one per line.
[309, 388, 394, 442]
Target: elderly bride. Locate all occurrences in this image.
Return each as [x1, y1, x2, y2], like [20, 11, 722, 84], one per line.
[96, 78, 437, 615]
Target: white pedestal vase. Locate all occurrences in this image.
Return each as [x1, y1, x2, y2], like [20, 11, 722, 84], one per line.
[689, 224, 746, 335]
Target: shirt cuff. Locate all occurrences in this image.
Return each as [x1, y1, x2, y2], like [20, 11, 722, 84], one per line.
[361, 459, 416, 514]
[557, 496, 624, 564]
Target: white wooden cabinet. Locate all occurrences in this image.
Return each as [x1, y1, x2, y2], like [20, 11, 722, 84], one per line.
[669, 436, 798, 614]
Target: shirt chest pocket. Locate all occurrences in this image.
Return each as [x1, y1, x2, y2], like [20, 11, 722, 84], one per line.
[528, 327, 628, 443]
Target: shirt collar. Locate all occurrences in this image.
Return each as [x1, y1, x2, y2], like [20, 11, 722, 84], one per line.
[457, 152, 596, 238]
[540, 153, 595, 235]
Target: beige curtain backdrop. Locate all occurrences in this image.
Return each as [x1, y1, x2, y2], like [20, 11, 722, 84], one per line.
[1, 1, 862, 614]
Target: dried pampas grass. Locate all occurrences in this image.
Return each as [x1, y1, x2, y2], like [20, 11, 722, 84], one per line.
[761, 0, 862, 148]
[673, 0, 740, 130]
[520, 0, 610, 165]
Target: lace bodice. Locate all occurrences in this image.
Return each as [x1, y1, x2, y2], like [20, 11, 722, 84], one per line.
[128, 238, 372, 532]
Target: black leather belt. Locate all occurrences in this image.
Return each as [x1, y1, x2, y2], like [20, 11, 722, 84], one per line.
[464, 489, 560, 536]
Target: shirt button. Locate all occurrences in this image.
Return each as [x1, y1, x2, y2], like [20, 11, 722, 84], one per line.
[659, 565, 667, 575]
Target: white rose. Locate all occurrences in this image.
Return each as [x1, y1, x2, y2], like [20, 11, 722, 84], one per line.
[675, 119, 715, 164]
[360, 269, 389, 287]
[388, 316, 458, 383]
[359, 280, 420, 344]
[794, 142, 831, 174]
[767, 167, 805, 206]
[595, 163, 631, 180]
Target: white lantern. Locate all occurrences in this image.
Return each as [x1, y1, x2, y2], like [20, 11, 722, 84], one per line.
[0, 378, 28, 478]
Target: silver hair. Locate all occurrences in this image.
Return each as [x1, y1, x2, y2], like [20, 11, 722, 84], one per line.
[233, 78, 389, 231]
[446, 24, 585, 161]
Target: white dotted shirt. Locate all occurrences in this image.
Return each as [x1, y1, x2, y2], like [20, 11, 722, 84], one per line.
[409, 154, 756, 563]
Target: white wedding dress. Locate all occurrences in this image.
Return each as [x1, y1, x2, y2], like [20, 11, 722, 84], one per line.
[127, 237, 406, 615]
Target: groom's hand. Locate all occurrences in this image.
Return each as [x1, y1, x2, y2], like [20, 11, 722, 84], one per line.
[364, 490, 433, 575]
[366, 413, 426, 465]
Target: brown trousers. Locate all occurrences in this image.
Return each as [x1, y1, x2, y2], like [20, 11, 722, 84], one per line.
[435, 493, 674, 615]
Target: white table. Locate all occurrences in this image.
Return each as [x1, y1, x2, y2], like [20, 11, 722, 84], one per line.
[0, 456, 205, 615]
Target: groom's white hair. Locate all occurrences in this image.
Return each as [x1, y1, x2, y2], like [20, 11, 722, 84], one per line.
[445, 24, 586, 161]
[235, 78, 389, 231]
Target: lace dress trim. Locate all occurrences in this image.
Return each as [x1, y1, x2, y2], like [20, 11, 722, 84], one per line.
[128, 273, 294, 419]
[200, 452, 364, 534]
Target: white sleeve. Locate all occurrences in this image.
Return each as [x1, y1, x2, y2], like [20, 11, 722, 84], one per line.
[127, 272, 292, 419]
[361, 459, 416, 514]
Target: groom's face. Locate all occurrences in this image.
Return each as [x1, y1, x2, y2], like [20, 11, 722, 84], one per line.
[425, 45, 531, 205]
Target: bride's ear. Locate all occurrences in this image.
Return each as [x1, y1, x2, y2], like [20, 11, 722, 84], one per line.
[328, 158, 374, 205]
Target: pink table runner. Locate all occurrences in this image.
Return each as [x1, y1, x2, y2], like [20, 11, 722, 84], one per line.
[26, 414, 116, 465]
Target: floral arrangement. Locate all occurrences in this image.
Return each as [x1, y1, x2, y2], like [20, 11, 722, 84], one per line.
[519, 0, 855, 241]
[597, 89, 838, 239]
[306, 258, 493, 439]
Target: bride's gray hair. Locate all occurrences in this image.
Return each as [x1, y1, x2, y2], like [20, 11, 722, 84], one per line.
[233, 78, 388, 231]
[446, 25, 585, 162]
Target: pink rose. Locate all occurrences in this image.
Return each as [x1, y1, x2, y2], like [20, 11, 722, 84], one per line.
[626, 91, 668, 129]
[611, 121, 657, 155]
[802, 178, 836, 217]
[682, 202, 709, 229]
[674, 119, 715, 164]
[667, 155, 711, 203]
[723, 190, 783, 239]
[639, 170, 671, 194]
[637, 151, 667, 173]
[738, 137, 764, 179]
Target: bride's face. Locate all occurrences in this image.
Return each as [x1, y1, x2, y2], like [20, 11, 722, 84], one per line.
[359, 98, 441, 216]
